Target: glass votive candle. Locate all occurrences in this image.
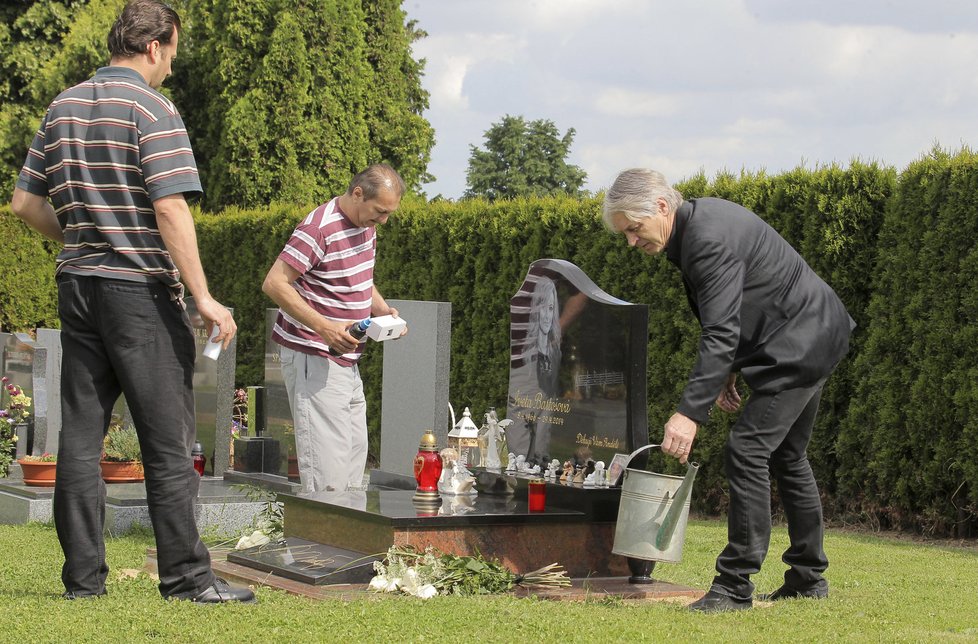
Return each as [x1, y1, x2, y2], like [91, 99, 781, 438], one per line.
[528, 478, 546, 512]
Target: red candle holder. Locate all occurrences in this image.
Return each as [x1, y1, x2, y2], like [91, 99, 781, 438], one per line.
[528, 478, 546, 512]
[413, 429, 442, 507]
[192, 441, 206, 477]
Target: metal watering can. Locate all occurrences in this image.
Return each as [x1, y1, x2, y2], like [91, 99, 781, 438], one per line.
[611, 444, 699, 563]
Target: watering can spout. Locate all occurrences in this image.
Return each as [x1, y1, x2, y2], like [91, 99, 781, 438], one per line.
[655, 461, 699, 550]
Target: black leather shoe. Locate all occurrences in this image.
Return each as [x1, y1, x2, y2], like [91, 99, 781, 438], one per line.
[758, 584, 828, 601]
[688, 590, 752, 612]
[62, 590, 106, 600]
[190, 578, 256, 604]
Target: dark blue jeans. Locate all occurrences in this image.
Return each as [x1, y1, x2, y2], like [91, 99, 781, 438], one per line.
[54, 274, 214, 598]
[711, 379, 829, 600]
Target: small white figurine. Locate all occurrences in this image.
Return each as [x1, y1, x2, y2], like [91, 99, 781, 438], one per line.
[545, 459, 561, 480]
[526, 462, 541, 475]
[505, 452, 517, 472]
[593, 461, 606, 487]
[514, 454, 527, 473]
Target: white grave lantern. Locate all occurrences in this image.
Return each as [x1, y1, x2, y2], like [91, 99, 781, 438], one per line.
[447, 406, 480, 467]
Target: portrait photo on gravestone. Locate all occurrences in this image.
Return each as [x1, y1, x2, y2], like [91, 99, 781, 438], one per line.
[506, 259, 649, 469]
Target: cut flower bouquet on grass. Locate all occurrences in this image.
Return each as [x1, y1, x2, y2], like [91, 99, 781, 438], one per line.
[369, 545, 569, 599]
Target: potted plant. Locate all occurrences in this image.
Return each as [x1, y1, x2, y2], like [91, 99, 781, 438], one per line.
[1, 375, 32, 477]
[18, 452, 56, 486]
[101, 418, 144, 483]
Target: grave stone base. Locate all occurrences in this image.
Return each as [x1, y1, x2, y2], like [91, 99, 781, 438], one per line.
[0, 477, 268, 535]
[279, 487, 630, 578]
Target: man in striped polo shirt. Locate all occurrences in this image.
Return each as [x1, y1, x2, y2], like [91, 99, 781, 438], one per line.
[11, 0, 253, 604]
[263, 164, 407, 493]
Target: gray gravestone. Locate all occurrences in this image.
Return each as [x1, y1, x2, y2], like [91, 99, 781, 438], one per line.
[185, 297, 236, 476]
[34, 329, 62, 455]
[2, 333, 47, 459]
[256, 308, 292, 478]
[378, 300, 452, 478]
[506, 259, 649, 467]
[0, 333, 9, 372]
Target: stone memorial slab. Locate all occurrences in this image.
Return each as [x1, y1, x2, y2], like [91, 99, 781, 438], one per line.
[227, 537, 379, 585]
[185, 297, 236, 476]
[378, 300, 452, 478]
[506, 259, 649, 468]
[0, 332, 9, 373]
[2, 333, 46, 458]
[34, 329, 61, 455]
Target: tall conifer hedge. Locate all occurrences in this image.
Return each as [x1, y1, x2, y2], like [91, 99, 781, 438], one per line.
[6, 154, 978, 534]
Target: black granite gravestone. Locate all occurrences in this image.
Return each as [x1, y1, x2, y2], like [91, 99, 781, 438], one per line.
[506, 259, 649, 467]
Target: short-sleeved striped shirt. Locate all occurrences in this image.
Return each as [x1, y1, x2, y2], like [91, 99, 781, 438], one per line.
[271, 197, 376, 366]
[15, 66, 201, 296]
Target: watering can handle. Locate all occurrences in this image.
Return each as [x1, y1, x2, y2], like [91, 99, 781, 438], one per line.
[624, 443, 698, 471]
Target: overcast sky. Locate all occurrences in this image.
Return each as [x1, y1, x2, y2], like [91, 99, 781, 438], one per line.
[404, 0, 978, 199]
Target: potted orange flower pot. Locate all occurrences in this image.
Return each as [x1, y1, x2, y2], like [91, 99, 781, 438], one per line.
[18, 455, 57, 487]
[102, 420, 143, 483]
[99, 460, 144, 483]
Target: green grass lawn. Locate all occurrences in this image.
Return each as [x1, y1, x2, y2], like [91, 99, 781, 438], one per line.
[1, 520, 976, 643]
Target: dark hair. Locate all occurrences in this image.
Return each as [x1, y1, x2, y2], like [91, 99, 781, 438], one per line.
[348, 164, 406, 200]
[107, 0, 181, 58]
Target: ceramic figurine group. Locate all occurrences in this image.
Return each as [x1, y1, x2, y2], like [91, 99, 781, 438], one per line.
[505, 452, 541, 475]
[507, 453, 610, 487]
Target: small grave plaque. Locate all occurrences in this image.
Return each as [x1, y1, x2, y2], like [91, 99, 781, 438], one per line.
[506, 259, 649, 467]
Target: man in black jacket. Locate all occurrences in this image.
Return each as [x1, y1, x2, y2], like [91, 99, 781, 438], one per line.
[603, 168, 854, 612]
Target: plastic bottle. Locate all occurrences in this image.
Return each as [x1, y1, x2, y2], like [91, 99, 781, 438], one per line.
[192, 441, 206, 476]
[328, 319, 371, 357]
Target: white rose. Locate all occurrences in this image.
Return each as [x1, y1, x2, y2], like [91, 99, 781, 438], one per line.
[416, 584, 438, 599]
[235, 530, 270, 550]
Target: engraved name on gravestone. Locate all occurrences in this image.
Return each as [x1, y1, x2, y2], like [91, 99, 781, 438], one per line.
[2, 333, 46, 459]
[185, 297, 236, 476]
[506, 259, 649, 467]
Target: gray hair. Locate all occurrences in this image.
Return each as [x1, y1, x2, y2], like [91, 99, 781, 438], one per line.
[348, 163, 406, 200]
[602, 168, 683, 230]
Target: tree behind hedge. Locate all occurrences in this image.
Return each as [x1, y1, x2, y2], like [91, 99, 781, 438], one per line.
[361, 0, 435, 192]
[174, 0, 434, 210]
[0, 0, 124, 202]
[464, 115, 587, 201]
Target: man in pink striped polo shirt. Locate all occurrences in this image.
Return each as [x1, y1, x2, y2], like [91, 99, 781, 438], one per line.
[262, 164, 406, 493]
